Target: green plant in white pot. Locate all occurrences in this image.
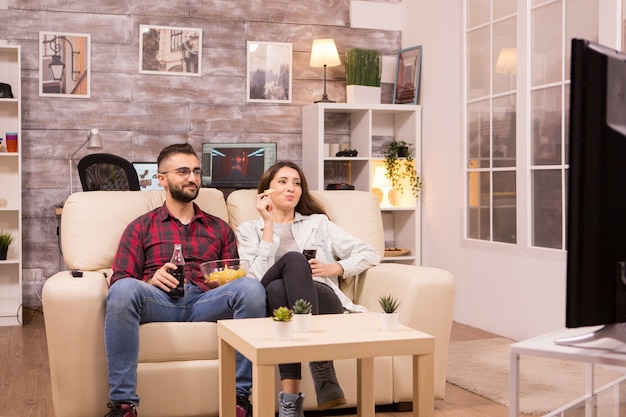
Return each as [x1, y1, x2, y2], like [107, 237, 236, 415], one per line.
[345, 47, 381, 104]
[272, 306, 294, 340]
[292, 298, 313, 332]
[0, 230, 12, 261]
[378, 294, 400, 331]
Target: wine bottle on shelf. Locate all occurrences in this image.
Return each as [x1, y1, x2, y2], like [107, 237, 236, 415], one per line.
[169, 243, 185, 298]
[302, 227, 318, 261]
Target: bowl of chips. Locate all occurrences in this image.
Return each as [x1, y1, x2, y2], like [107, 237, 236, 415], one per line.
[201, 259, 249, 288]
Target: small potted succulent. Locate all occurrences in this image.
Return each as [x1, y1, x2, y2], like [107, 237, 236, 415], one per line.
[292, 298, 313, 332]
[0, 230, 13, 261]
[378, 294, 400, 331]
[383, 139, 422, 199]
[272, 306, 294, 340]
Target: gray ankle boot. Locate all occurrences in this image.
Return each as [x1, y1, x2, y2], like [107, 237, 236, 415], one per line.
[278, 391, 305, 417]
[309, 361, 347, 410]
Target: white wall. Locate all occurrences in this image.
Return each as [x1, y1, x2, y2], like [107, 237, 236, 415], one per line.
[401, 0, 566, 341]
[352, 0, 568, 341]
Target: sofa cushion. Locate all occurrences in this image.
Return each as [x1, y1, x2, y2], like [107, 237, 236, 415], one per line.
[138, 322, 218, 362]
[226, 189, 385, 258]
[61, 188, 228, 271]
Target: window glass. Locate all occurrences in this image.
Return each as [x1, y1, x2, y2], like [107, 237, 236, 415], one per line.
[531, 86, 562, 166]
[467, 100, 491, 168]
[494, 0, 517, 19]
[468, 0, 491, 28]
[531, 2, 563, 87]
[493, 170, 517, 243]
[532, 169, 563, 249]
[493, 18, 517, 95]
[493, 95, 516, 168]
[468, 26, 490, 100]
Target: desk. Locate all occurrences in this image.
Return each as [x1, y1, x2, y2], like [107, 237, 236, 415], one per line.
[218, 312, 435, 417]
[509, 326, 626, 417]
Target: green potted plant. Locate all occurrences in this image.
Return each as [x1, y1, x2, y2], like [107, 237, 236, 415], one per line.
[383, 139, 422, 199]
[344, 47, 382, 103]
[378, 294, 400, 331]
[292, 298, 313, 332]
[272, 306, 294, 340]
[0, 230, 12, 261]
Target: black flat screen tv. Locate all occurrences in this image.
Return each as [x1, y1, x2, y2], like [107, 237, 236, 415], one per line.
[558, 39, 626, 346]
[201, 142, 277, 189]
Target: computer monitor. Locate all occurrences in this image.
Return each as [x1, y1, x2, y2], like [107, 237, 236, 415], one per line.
[132, 162, 162, 191]
[201, 142, 277, 189]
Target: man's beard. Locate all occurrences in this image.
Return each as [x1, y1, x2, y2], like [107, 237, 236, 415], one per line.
[169, 181, 199, 203]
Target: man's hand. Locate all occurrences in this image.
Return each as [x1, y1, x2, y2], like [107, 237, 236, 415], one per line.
[149, 263, 179, 291]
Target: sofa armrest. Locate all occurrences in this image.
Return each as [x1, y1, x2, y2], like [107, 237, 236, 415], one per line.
[355, 263, 456, 400]
[42, 270, 110, 417]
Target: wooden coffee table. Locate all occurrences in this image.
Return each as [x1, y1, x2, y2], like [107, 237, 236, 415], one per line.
[217, 312, 435, 417]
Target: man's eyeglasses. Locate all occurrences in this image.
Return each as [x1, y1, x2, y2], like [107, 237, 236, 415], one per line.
[159, 167, 203, 178]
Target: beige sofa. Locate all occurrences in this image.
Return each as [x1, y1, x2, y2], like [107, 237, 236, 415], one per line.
[42, 188, 455, 417]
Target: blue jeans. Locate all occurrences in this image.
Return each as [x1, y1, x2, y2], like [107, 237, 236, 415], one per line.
[104, 277, 266, 405]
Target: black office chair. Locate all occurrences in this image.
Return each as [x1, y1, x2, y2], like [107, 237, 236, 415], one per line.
[77, 153, 141, 191]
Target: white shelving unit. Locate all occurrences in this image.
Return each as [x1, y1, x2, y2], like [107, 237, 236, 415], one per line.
[302, 103, 422, 265]
[0, 45, 22, 326]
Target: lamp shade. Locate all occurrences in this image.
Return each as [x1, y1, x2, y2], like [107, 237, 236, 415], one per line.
[373, 166, 392, 188]
[310, 39, 341, 68]
[495, 48, 517, 74]
[86, 128, 103, 150]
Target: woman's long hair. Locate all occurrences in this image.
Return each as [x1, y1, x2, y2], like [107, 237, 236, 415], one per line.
[257, 161, 327, 216]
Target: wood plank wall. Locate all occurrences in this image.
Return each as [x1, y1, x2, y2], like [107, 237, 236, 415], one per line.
[0, 0, 400, 305]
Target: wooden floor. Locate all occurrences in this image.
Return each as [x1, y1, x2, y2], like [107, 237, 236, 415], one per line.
[0, 309, 513, 417]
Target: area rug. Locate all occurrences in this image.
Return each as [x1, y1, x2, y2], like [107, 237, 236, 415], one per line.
[446, 337, 626, 415]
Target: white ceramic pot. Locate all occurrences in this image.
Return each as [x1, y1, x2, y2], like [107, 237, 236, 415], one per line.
[273, 320, 294, 341]
[379, 312, 399, 331]
[293, 313, 312, 333]
[346, 85, 381, 104]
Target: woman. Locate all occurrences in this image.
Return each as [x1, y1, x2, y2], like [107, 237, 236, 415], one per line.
[236, 161, 379, 417]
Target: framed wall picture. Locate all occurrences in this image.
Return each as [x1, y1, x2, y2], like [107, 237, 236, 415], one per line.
[393, 45, 422, 105]
[39, 32, 91, 98]
[139, 25, 202, 76]
[246, 41, 292, 103]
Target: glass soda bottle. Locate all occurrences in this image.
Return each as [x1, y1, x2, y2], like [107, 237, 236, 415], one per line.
[169, 243, 185, 298]
[303, 227, 318, 261]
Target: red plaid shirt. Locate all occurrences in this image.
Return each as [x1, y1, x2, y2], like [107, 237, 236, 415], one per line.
[110, 202, 238, 292]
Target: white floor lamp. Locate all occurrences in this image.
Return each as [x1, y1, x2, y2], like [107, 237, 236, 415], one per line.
[68, 128, 103, 194]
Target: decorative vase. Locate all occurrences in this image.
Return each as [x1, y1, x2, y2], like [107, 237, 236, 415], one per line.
[273, 320, 294, 341]
[346, 85, 381, 104]
[379, 312, 399, 331]
[293, 313, 312, 333]
[0, 246, 7, 261]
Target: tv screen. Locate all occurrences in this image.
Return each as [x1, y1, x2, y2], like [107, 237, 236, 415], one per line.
[201, 142, 277, 189]
[561, 39, 626, 344]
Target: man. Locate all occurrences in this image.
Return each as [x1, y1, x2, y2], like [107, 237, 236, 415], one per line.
[104, 143, 266, 417]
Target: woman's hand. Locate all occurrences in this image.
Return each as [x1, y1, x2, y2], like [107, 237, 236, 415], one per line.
[256, 192, 274, 221]
[308, 259, 344, 278]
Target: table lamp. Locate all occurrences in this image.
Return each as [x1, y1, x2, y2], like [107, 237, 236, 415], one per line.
[372, 166, 393, 208]
[310, 39, 341, 103]
[68, 128, 103, 194]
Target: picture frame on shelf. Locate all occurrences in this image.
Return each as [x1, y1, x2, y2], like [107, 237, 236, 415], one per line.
[392, 45, 422, 105]
[139, 25, 202, 76]
[246, 41, 292, 103]
[39, 32, 91, 98]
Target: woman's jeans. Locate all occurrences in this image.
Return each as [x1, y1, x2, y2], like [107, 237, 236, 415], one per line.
[261, 252, 343, 380]
[105, 277, 266, 405]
